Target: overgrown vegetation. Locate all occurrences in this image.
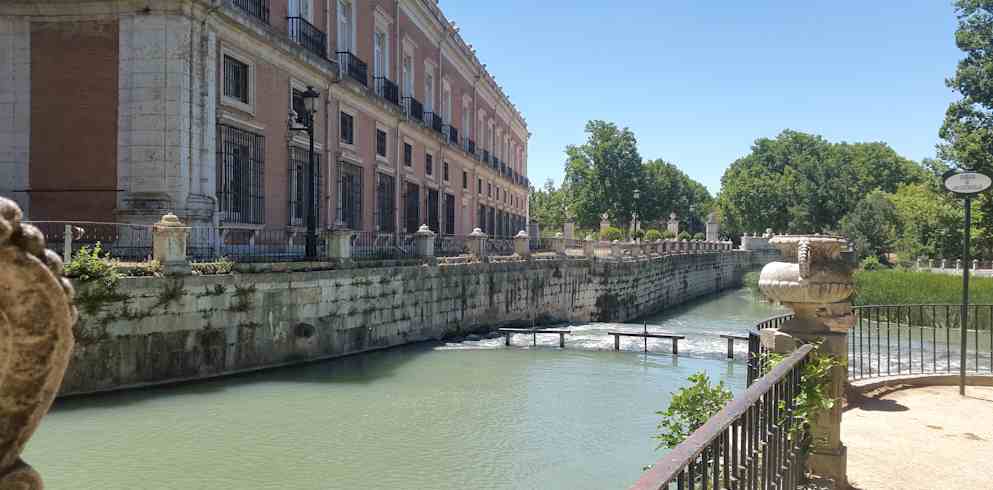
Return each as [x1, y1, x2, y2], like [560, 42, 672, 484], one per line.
[762, 347, 842, 440]
[654, 372, 733, 450]
[191, 257, 235, 275]
[64, 243, 130, 315]
[599, 226, 624, 241]
[743, 271, 760, 295]
[853, 268, 993, 305]
[644, 229, 662, 241]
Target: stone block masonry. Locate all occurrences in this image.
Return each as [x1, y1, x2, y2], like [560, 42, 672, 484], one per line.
[60, 252, 754, 396]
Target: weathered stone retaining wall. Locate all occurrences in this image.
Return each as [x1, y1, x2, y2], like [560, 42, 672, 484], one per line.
[62, 252, 755, 396]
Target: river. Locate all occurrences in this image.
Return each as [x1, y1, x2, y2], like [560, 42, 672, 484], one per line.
[24, 287, 785, 489]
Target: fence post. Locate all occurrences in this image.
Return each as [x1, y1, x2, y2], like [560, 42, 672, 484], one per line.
[513, 230, 530, 258]
[609, 240, 622, 258]
[414, 224, 436, 257]
[327, 228, 353, 260]
[467, 228, 487, 259]
[152, 213, 191, 275]
[63, 224, 72, 263]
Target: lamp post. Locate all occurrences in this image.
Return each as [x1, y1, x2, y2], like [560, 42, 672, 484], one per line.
[289, 86, 320, 259]
[632, 188, 640, 238]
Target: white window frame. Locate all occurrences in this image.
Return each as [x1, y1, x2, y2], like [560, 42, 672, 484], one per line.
[337, 0, 356, 53]
[220, 46, 256, 115]
[424, 60, 437, 115]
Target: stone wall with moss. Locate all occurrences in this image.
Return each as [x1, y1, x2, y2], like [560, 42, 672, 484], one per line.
[61, 252, 753, 396]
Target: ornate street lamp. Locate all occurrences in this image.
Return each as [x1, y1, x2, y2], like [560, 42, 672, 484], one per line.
[632, 188, 641, 236]
[288, 86, 321, 259]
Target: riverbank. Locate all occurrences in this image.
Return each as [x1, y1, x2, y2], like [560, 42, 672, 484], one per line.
[61, 252, 755, 396]
[852, 269, 993, 305]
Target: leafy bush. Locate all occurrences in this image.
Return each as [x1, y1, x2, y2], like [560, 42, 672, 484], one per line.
[600, 226, 625, 241]
[631, 229, 645, 240]
[654, 372, 733, 449]
[860, 255, 883, 271]
[693, 232, 705, 241]
[743, 271, 761, 295]
[65, 243, 119, 285]
[662, 230, 676, 239]
[645, 229, 663, 241]
[763, 347, 842, 439]
[677, 231, 692, 241]
[126, 260, 162, 277]
[192, 257, 235, 275]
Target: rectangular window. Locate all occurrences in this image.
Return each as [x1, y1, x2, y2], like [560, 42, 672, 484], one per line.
[373, 30, 386, 79]
[443, 161, 449, 182]
[478, 205, 486, 233]
[487, 182, 491, 197]
[340, 112, 354, 145]
[376, 172, 396, 232]
[462, 170, 468, 190]
[427, 188, 439, 233]
[337, 162, 363, 230]
[223, 55, 249, 104]
[425, 153, 433, 176]
[403, 143, 412, 167]
[376, 129, 387, 157]
[478, 178, 482, 194]
[445, 193, 456, 235]
[217, 124, 264, 224]
[403, 181, 420, 233]
[289, 146, 321, 225]
[291, 88, 307, 126]
[337, 0, 352, 52]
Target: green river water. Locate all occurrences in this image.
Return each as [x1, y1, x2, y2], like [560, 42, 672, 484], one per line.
[24, 288, 784, 490]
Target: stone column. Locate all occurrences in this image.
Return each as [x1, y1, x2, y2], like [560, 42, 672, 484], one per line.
[552, 232, 566, 256]
[941, 258, 947, 269]
[0, 197, 77, 489]
[706, 212, 720, 242]
[564, 221, 575, 240]
[667, 212, 679, 235]
[758, 235, 855, 488]
[327, 228, 354, 259]
[414, 224, 436, 257]
[152, 213, 191, 275]
[583, 234, 595, 258]
[467, 228, 487, 259]
[513, 230, 530, 258]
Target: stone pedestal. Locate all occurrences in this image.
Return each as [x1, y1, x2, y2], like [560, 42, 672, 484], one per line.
[414, 225, 436, 257]
[552, 232, 566, 256]
[514, 231, 530, 257]
[609, 240, 622, 258]
[467, 228, 487, 259]
[667, 212, 679, 235]
[327, 228, 353, 259]
[152, 213, 191, 275]
[564, 222, 575, 240]
[706, 212, 720, 242]
[758, 235, 854, 488]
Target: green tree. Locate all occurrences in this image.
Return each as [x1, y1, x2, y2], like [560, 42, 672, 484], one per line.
[564, 121, 646, 229]
[839, 190, 899, 261]
[528, 179, 569, 231]
[940, 0, 993, 255]
[654, 373, 733, 450]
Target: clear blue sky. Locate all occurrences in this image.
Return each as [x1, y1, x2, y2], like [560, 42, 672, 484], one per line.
[441, 1, 962, 195]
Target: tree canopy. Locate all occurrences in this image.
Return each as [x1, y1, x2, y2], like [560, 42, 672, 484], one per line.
[717, 130, 925, 238]
[530, 120, 713, 235]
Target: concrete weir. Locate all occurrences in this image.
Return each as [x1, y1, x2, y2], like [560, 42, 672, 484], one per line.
[62, 252, 758, 396]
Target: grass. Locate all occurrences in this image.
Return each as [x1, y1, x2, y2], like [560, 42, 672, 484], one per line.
[853, 269, 993, 305]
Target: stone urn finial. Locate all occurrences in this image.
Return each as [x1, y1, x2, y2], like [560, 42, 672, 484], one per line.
[759, 235, 854, 328]
[0, 197, 76, 489]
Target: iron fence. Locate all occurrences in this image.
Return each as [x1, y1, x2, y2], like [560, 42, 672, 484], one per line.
[336, 51, 367, 86]
[351, 231, 416, 260]
[435, 235, 467, 257]
[26, 221, 153, 262]
[486, 237, 515, 256]
[633, 344, 814, 490]
[849, 304, 993, 380]
[373, 76, 399, 106]
[402, 96, 423, 121]
[231, 0, 270, 23]
[186, 227, 327, 263]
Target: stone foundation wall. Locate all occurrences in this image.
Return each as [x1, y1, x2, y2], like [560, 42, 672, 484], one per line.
[62, 252, 753, 396]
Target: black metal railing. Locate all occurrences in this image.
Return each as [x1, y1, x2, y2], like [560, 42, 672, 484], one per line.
[447, 125, 459, 145]
[465, 138, 475, 155]
[287, 17, 326, 58]
[425, 112, 443, 134]
[26, 221, 154, 262]
[634, 343, 814, 490]
[402, 96, 423, 121]
[482, 150, 491, 163]
[186, 227, 327, 263]
[336, 51, 367, 86]
[351, 231, 416, 260]
[374, 77, 399, 106]
[849, 304, 993, 380]
[747, 314, 793, 385]
[232, 0, 270, 23]
[217, 124, 265, 225]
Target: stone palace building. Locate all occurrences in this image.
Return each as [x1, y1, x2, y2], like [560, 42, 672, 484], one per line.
[0, 0, 530, 237]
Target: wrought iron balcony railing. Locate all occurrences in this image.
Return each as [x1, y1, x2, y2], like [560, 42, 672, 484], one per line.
[287, 17, 326, 59]
[336, 51, 367, 87]
[425, 112, 443, 134]
[482, 150, 491, 164]
[464, 138, 475, 156]
[232, 0, 270, 23]
[373, 77, 399, 106]
[448, 125, 459, 146]
[401, 96, 423, 121]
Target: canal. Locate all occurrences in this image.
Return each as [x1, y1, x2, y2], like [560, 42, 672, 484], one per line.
[24, 287, 785, 489]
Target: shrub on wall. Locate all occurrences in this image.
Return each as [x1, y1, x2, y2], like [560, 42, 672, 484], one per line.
[662, 230, 676, 239]
[600, 227, 625, 241]
[645, 229, 663, 241]
[677, 231, 692, 241]
[631, 229, 645, 240]
[693, 232, 705, 241]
